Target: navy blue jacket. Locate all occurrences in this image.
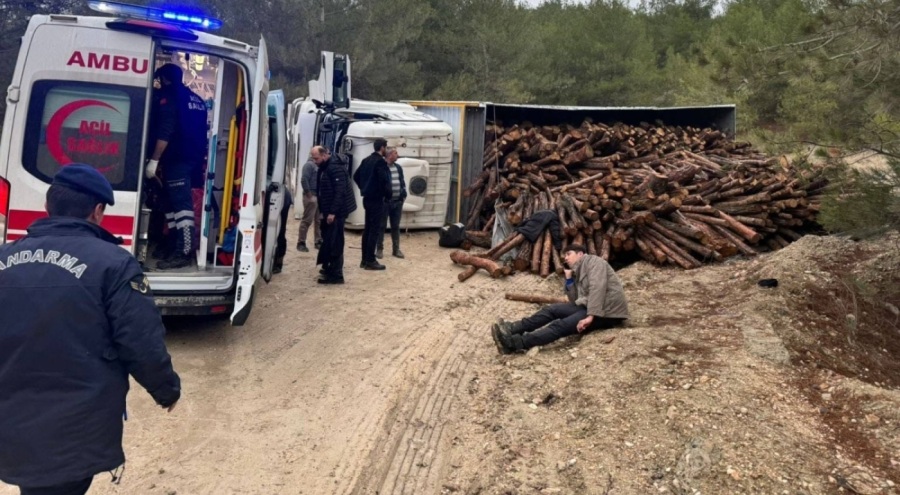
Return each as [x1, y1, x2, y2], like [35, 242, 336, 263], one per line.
[317, 155, 357, 218]
[353, 152, 392, 201]
[154, 83, 208, 185]
[0, 217, 181, 487]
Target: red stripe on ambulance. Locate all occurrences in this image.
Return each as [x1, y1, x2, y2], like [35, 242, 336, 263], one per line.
[7, 210, 134, 244]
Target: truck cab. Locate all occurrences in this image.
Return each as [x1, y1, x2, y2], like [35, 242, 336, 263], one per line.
[290, 52, 453, 229]
[0, 1, 284, 324]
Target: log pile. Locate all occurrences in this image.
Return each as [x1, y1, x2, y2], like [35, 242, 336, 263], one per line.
[450, 119, 827, 280]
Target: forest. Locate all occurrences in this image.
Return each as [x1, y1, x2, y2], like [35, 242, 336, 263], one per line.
[1, 0, 897, 231]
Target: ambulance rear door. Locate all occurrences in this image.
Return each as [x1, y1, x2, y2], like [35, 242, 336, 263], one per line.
[231, 37, 269, 326]
[261, 89, 286, 281]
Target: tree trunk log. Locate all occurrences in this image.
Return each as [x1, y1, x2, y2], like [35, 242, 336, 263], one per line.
[505, 292, 568, 304]
[450, 251, 503, 277]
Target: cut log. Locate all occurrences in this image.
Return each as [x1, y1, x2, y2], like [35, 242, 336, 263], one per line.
[458, 266, 478, 282]
[465, 230, 493, 249]
[505, 292, 568, 304]
[540, 229, 553, 278]
[450, 251, 503, 277]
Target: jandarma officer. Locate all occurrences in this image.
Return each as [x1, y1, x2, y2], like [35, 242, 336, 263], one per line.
[0, 165, 181, 495]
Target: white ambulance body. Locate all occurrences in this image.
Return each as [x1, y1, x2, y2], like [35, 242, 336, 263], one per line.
[0, 2, 285, 325]
[289, 53, 453, 229]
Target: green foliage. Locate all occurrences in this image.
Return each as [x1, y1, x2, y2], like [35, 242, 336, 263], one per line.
[0, 0, 897, 187]
[819, 158, 900, 236]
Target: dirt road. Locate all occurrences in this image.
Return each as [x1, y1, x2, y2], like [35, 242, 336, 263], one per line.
[1, 222, 531, 495]
[2, 222, 897, 494]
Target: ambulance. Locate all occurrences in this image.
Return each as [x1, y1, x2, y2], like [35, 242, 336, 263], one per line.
[0, 1, 286, 325]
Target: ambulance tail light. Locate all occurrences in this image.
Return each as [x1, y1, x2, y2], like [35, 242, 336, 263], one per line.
[88, 1, 223, 31]
[0, 176, 10, 243]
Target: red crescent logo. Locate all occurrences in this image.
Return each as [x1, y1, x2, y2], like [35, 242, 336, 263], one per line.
[46, 100, 120, 166]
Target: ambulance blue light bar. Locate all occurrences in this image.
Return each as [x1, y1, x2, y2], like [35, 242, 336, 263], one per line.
[88, 1, 223, 30]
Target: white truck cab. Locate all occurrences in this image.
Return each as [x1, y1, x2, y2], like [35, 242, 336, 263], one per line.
[0, 1, 284, 325]
[290, 52, 453, 229]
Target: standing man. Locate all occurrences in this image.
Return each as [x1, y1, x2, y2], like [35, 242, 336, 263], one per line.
[296, 149, 322, 252]
[0, 165, 181, 495]
[145, 62, 209, 270]
[492, 244, 629, 354]
[352, 138, 391, 270]
[315, 146, 357, 284]
[377, 147, 407, 259]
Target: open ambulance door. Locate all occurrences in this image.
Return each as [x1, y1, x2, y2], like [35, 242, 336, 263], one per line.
[261, 90, 287, 282]
[231, 37, 269, 326]
[307, 51, 351, 110]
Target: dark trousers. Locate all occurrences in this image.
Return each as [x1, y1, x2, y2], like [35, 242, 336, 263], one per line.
[275, 188, 293, 263]
[361, 198, 385, 263]
[162, 165, 196, 257]
[317, 216, 345, 279]
[19, 477, 92, 495]
[513, 303, 624, 349]
[378, 199, 403, 252]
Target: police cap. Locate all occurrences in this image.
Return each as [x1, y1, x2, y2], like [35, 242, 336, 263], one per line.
[52, 164, 116, 206]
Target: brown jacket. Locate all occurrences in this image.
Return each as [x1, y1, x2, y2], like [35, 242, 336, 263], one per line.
[564, 254, 629, 319]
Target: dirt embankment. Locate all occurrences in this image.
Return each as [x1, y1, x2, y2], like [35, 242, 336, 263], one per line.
[441, 232, 899, 495]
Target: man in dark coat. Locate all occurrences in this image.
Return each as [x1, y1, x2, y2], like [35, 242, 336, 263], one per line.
[145, 63, 209, 270]
[0, 165, 181, 495]
[315, 146, 357, 284]
[352, 138, 391, 270]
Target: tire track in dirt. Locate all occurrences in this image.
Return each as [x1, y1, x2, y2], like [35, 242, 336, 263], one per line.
[348, 273, 544, 494]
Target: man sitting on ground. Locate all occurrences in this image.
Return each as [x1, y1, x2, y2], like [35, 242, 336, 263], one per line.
[492, 244, 629, 353]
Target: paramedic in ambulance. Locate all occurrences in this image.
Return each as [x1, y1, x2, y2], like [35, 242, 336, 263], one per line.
[145, 62, 209, 270]
[0, 165, 181, 495]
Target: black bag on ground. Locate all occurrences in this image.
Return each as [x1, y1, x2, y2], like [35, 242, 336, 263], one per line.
[439, 223, 466, 248]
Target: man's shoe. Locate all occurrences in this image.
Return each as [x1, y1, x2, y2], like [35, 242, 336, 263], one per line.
[297, 243, 309, 252]
[363, 261, 386, 270]
[360, 261, 366, 268]
[499, 319, 518, 335]
[392, 248, 405, 259]
[156, 255, 193, 270]
[317, 276, 345, 285]
[152, 244, 174, 260]
[497, 330, 524, 353]
[273, 265, 283, 274]
[491, 323, 512, 355]
[375, 248, 384, 259]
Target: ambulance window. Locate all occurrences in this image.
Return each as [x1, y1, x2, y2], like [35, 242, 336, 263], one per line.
[23, 81, 145, 191]
[267, 115, 278, 184]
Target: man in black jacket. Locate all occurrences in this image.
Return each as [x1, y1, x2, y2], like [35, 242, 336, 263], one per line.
[315, 146, 357, 284]
[352, 138, 391, 270]
[0, 165, 181, 495]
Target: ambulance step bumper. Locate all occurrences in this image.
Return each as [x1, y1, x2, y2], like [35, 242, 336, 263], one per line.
[154, 293, 233, 316]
